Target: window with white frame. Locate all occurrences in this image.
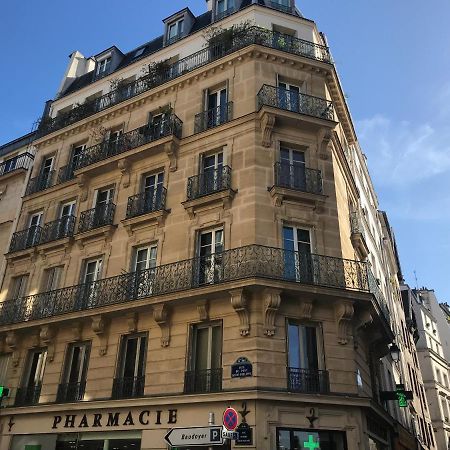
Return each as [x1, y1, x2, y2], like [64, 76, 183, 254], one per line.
[96, 57, 111, 76]
[197, 228, 224, 285]
[282, 226, 313, 282]
[8, 274, 29, 300]
[41, 266, 63, 292]
[167, 18, 184, 43]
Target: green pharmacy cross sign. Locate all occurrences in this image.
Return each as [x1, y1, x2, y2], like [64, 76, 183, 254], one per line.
[304, 434, 320, 449]
[396, 390, 408, 408]
[379, 384, 413, 408]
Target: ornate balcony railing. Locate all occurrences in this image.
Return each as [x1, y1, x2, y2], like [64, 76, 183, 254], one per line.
[25, 170, 55, 196]
[15, 384, 41, 406]
[126, 187, 167, 219]
[267, 1, 292, 14]
[112, 376, 145, 399]
[274, 162, 323, 195]
[56, 381, 86, 403]
[77, 203, 116, 233]
[0, 152, 34, 178]
[194, 102, 233, 133]
[75, 115, 182, 170]
[57, 164, 77, 184]
[37, 27, 331, 138]
[0, 245, 391, 327]
[9, 226, 42, 253]
[257, 85, 334, 121]
[287, 367, 330, 394]
[215, 6, 236, 20]
[184, 368, 223, 394]
[187, 166, 232, 201]
[40, 216, 76, 244]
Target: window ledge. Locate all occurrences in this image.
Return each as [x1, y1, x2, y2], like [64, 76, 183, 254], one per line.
[268, 185, 326, 210]
[182, 188, 237, 219]
[122, 209, 170, 236]
[74, 224, 117, 248]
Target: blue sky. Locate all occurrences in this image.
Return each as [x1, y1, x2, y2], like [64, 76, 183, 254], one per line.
[1, 1, 449, 300]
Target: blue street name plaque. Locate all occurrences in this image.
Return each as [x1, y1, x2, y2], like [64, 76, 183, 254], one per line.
[231, 357, 253, 378]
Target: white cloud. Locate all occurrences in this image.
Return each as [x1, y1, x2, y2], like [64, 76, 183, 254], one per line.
[356, 114, 450, 187]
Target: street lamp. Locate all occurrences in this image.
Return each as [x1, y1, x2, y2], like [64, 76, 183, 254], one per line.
[390, 343, 400, 362]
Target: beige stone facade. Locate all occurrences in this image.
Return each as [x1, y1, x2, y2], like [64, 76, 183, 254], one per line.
[0, 2, 426, 450]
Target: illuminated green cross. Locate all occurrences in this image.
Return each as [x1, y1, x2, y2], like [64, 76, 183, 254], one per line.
[304, 434, 320, 449]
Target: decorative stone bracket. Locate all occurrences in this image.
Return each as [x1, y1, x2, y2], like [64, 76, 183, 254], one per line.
[165, 141, 178, 172]
[40, 325, 56, 362]
[261, 113, 276, 148]
[196, 299, 209, 322]
[299, 299, 314, 320]
[230, 289, 250, 337]
[318, 129, 332, 160]
[91, 315, 110, 356]
[334, 300, 354, 345]
[153, 303, 170, 347]
[6, 331, 20, 368]
[77, 174, 88, 202]
[118, 158, 131, 188]
[71, 321, 83, 341]
[127, 312, 138, 333]
[263, 288, 282, 336]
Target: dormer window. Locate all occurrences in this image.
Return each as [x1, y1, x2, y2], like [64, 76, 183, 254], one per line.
[216, 0, 234, 19]
[167, 19, 184, 45]
[268, 0, 292, 14]
[96, 57, 111, 77]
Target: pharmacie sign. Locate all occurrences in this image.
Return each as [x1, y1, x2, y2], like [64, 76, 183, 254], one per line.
[51, 408, 178, 431]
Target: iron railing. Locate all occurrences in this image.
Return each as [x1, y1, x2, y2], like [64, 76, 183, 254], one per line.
[267, 1, 292, 14]
[15, 384, 41, 406]
[40, 216, 76, 244]
[287, 367, 330, 394]
[25, 170, 55, 196]
[274, 162, 323, 195]
[0, 245, 390, 327]
[77, 203, 116, 233]
[9, 226, 42, 252]
[57, 164, 77, 184]
[257, 85, 334, 121]
[126, 187, 167, 219]
[194, 102, 233, 133]
[187, 166, 232, 201]
[112, 376, 145, 399]
[215, 6, 236, 20]
[75, 114, 182, 170]
[184, 368, 223, 394]
[56, 381, 86, 403]
[37, 27, 331, 137]
[0, 152, 34, 177]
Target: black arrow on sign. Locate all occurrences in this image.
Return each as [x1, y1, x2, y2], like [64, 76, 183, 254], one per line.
[164, 428, 174, 446]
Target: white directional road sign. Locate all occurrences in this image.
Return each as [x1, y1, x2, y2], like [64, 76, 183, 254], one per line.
[164, 426, 225, 447]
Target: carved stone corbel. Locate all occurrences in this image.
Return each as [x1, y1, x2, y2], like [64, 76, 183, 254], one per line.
[263, 288, 282, 336]
[335, 300, 354, 345]
[77, 174, 88, 202]
[6, 331, 20, 368]
[118, 158, 131, 188]
[164, 141, 178, 172]
[153, 304, 170, 347]
[299, 299, 314, 320]
[71, 321, 83, 341]
[318, 129, 332, 160]
[40, 325, 55, 362]
[261, 113, 276, 148]
[127, 312, 138, 333]
[196, 300, 209, 322]
[355, 309, 373, 332]
[91, 315, 110, 356]
[230, 289, 250, 336]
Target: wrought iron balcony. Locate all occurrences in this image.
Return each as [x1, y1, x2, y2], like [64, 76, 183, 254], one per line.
[9, 226, 42, 253]
[57, 164, 77, 184]
[56, 381, 86, 403]
[287, 367, 330, 394]
[274, 162, 323, 195]
[126, 187, 167, 219]
[25, 171, 55, 196]
[112, 376, 145, 399]
[194, 102, 233, 133]
[184, 368, 222, 394]
[37, 27, 331, 138]
[15, 384, 41, 406]
[0, 152, 34, 178]
[187, 166, 232, 201]
[0, 245, 390, 327]
[257, 85, 334, 121]
[75, 115, 182, 170]
[215, 6, 236, 20]
[77, 203, 116, 233]
[40, 216, 76, 244]
[267, 1, 292, 14]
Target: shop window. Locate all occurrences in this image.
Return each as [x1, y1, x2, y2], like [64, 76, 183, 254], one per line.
[277, 428, 347, 450]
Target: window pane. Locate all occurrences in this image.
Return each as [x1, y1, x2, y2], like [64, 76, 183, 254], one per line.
[195, 327, 209, 370]
[288, 323, 300, 368]
[123, 338, 138, 378]
[211, 325, 222, 369]
[283, 227, 295, 251]
[297, 229, 310, 244]
[137, 336, 146, 378]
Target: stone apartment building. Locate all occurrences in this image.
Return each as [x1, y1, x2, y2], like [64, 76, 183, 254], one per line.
[0, 1, 434, 449]
[408, 287, 450, 449]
